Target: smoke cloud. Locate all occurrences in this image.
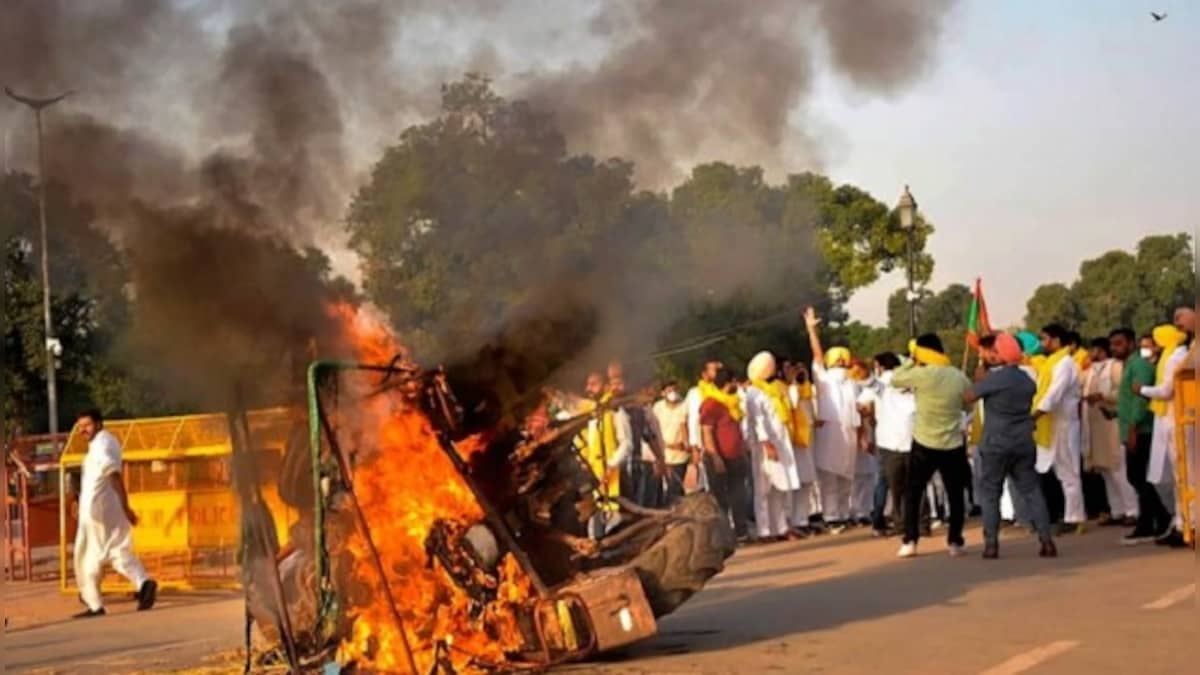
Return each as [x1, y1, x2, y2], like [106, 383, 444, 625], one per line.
[2, 0, 958, 406]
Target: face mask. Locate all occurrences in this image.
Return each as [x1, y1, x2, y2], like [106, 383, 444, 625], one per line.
[1140, 348, 1155, 360]
[665, 391, 681, 403]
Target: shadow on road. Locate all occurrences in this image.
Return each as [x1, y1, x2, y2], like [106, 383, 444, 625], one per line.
[595, 531, 1181, 665]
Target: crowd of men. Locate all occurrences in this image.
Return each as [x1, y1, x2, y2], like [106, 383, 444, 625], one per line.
[561, 304, 1197, 560]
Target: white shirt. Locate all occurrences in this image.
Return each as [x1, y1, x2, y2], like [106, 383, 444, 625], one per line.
[1037, 355, 1081, 421]
[1141, 345, 1187, 420]
[79, 429, 125, 524]
[599, 408, 634, 470]
[652, 399, 690, 465]
[685, 386, 704, 449]
[857, 371, 915, 452]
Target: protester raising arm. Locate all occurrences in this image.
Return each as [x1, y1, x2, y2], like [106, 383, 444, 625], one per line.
[804, 307, 825, 370]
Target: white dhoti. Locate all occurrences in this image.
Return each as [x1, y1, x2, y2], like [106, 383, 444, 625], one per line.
[1098, 450, 1139, 519]
[790, 482, 816, 526]
[851, 451, 877, 520]
[74, 516, 148, 611]
[1146, 416, 1179, 525]
[1038, 416, 1085, 524]
[817, 470, 853, 523]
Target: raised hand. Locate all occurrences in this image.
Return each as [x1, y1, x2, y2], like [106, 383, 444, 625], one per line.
[803, 306, 820, 329]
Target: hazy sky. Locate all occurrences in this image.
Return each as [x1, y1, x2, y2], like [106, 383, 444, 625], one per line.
[826, 0, 1196, 327]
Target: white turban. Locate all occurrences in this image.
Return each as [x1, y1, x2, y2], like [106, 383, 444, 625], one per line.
[747, 351, 776, 382]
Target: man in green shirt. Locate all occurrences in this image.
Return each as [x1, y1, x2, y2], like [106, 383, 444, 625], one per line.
[891, 333, 972, 558]
[1110, 327, 1173, 543]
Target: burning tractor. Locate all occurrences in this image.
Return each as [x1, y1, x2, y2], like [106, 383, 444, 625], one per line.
[238, 340, 735, 673]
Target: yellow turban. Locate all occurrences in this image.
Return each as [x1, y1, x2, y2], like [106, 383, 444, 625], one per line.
[908, 338, 951, 367]
[1149, 324, 1187, 416]
[825, 347, 851, 369]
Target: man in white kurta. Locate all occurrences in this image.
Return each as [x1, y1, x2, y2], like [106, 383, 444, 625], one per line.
[73, 410, 156, 617]
[1138, 329, 1188, 542]
[1034, 329, 1085, 532]
[786, 370, 820, 531]
[1081, 344, 1139, 523]
[804, 308, 861, 530]
[743, 352, 802, 540]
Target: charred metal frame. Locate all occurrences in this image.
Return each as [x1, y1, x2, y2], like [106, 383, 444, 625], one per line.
[301, 360, 677, 672]
[305, 360, 563, 671]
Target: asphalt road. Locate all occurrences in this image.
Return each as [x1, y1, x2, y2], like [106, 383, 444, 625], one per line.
[2, 523, 1194, 674]
[3, 588, 244, 674]
[563, 524, 1195, 675]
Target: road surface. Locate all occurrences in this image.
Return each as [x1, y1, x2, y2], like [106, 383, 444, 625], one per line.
[3, 522, 1193, 673]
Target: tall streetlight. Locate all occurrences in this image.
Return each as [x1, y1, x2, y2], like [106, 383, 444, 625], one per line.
[5, 87, 72, 444]
[896, 185, 919, 339]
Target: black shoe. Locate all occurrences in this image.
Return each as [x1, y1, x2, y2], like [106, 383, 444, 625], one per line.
[1155, 529, 1185, 548]
[137, 580, 158, 611]
[982, 542, 999, 559]
[1039, 539, 1058, 558]
[1122, 529, 1158, 546]
[73, 608, 106, 619]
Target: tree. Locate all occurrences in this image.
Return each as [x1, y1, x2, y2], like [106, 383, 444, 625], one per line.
[1024, 282, 1083, 332]
[0, 173, 143, 434]
[1022, 233, 1192, 338]
[347, 75, 934, 385]
[784, 172, 934, 319]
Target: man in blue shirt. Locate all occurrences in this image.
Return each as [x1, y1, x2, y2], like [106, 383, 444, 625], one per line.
[965, 334, 1056, 559]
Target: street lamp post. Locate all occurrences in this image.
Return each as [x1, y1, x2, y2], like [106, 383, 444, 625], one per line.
[5, 87, 71, 444]
[896, 185, 919, 339]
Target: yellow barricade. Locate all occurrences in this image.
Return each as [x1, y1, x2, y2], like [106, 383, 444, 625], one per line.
[1174, 368, 1196, 545]
[59, 409, 299, 593]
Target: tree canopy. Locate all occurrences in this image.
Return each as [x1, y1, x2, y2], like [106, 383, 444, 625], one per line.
[347, 75, 933, 382]
[1024, 233, 1191, 338]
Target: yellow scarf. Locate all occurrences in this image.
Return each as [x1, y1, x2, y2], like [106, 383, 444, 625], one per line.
[750, 379, 807, 450]
[1032, 347, 1070, 448]
[969, 400, 984, 447]
[699, 379, 744, 421]
[908, 339, 952, 367]
[789, 382, 813, 448]
[573, 397, 620, 508]
[1150, 325, 1186, 416]
[1073, 348, 1090, 375]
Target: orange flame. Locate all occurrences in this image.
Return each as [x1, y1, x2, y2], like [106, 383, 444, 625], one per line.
[328, 303, 531, 673]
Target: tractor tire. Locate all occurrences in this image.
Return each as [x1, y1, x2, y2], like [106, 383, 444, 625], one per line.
[628, 493, 736, 617]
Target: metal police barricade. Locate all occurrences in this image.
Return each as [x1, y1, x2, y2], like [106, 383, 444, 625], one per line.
[1174, 366, 1195, 545]
[58, 409, 298, 593]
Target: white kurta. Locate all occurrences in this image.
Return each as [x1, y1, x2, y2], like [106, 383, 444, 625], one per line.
[743, 386, 802, 492]
[1036, 355, 1085, 524]
[75, 429, 148, 611]
[1082, 359, 1139, 518]
[743, 386, 800, 536]
[787, 384, 819, 484]
[811, 362, 861, 478]
[1142, 346, 1187, 485]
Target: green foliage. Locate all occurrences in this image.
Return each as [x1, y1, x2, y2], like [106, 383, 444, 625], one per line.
[1023, 234, 1192, 339]
[0, 174, 151, 435]
[348, 75, 934, 380]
